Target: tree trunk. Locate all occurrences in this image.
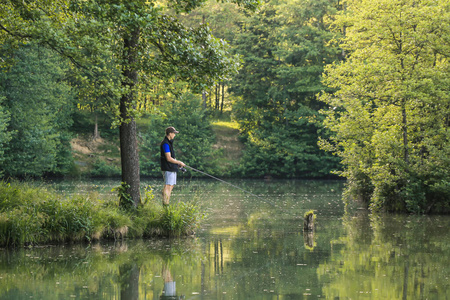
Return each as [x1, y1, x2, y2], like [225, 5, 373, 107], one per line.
[202, 91, 207, 109]
[401, 99, 408, 165]
[220, 82, 225, 113]
[120, 27, 141, 207]
[215, 84, 219, 110]
[93, 113, 100, 140]
[120, 263, 140, 300]
[209, 87, 213, 108]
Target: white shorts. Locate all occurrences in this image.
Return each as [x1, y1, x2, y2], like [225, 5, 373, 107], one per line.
[163, 171, 177, 185]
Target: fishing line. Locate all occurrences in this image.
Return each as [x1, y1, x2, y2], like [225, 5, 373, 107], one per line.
[184, 165, 275, 206]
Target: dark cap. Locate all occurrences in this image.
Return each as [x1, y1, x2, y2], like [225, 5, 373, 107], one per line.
[165, 126, 179, 135]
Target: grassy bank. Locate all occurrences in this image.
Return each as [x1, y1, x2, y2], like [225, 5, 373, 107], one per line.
[0, 181, 204, 248]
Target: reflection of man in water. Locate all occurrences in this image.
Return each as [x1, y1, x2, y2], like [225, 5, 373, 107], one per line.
[160, 265, 185, 300]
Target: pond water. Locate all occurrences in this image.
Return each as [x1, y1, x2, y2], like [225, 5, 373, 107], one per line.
[0, 178, 449, 299]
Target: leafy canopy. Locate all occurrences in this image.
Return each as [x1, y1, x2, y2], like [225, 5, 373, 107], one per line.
[1, 0, 260, 114]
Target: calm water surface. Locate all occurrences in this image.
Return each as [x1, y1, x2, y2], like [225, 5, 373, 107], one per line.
[0, 178, 449, 299]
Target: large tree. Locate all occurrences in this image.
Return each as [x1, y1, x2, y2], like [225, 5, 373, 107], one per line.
[0, 0, 259, 206]
[319, 0, 450, 213]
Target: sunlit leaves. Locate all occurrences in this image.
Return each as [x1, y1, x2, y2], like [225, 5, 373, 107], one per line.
[320, 0, 450, 213]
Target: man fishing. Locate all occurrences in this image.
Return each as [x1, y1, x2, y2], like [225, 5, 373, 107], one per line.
[160, 126, 186, 206]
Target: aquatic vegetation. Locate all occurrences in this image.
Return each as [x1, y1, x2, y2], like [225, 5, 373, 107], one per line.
[0, 181, 204, 247]
[160, 201, 206, 236]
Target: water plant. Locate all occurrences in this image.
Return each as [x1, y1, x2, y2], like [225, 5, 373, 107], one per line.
[133, 187, 206, 238]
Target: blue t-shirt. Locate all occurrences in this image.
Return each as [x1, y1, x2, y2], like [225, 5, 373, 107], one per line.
[163, 143, 170, 153]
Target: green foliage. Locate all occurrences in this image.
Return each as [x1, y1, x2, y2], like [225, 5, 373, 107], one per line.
[160, 201, 205, 236]
[129, 185, 205, 238]
[0, 208, 45, 246]
[303, 209, 315, 220]
[235, 106, 341, 178]
[319, 0, 450, 213]
[229, 0, 342, 178]
[39, 196, 96, 241]
[0, 97, 11, 177]
[0, 181, 101, 246]
[90, 158, 121, 177]
[180, 1, 246, 43]
[1, 0, 261, 207]
[70, 109, 118, 139]
[113, 182, 134, 211]
[1, 0, 260, 115]
[0, 44, 75, 177]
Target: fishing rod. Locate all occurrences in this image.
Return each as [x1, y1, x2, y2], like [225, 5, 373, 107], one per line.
[182, 165, 267, 202]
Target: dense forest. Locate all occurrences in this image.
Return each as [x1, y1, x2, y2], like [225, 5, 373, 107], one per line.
[0, 0, 449, 213]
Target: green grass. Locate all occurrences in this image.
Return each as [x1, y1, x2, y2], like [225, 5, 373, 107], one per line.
[212, 120, 240, 130]
[0, 181, 205, 247]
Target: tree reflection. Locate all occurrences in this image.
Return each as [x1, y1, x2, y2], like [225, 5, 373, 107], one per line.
[214, 239, 224, 275]
[119, 263, 140, 300]
[303, 231, 315, 250]
[318, 212, 450, 299]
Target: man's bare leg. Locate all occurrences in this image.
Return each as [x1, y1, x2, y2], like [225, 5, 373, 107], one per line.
[162, 184, 174, 206]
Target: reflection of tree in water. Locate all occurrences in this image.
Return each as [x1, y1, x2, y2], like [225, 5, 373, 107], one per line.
[214, 239, 224, 275]
[303, 231, 315, 250]
[120, 263, 140, 300]
[119, 238, 201, 300]
[318, 212, 450, 299]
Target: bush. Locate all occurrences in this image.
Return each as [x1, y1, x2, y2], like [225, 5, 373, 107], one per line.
[160, 201, 205, 236]
[90, 159, 121, 177]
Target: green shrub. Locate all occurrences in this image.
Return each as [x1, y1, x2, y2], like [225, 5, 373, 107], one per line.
[160, 201, 205, 237]
[90, 159, 120, 177]
[113, 182, 134, 211]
